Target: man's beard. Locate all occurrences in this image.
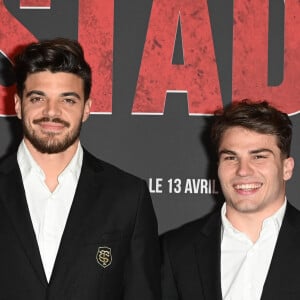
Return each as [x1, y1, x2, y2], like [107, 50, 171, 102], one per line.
[23, 117, 82, 154]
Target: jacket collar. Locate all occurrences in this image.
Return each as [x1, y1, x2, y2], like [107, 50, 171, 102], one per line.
[194, 210, 223, 300]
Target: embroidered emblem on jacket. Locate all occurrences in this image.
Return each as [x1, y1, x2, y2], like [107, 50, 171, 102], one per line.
[96, 246, 112, 268]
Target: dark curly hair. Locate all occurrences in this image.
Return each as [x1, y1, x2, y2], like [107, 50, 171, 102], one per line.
[14, 37, 91, 101]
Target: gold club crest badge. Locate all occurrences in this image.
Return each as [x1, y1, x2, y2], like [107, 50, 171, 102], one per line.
[96, 246, 112, 268]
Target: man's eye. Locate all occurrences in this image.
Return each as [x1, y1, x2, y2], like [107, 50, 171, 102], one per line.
[64, 98, 76, 104]
[30, 97, 43, 103]
[254, 155, 267, 159]
[224, 156, 236, 161]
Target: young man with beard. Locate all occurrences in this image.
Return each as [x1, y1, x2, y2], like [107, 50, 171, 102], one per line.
[161, 100, 300, 300]
[0, 38, 160, 300]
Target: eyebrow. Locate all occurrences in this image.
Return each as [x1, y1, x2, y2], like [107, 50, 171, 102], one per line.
[219, 149, 236, 156]
[60, 92, 81, 99]
[25, 90, 81, 100]
[25, 90, 45, 97]
[219, 148, 274, 157]
[249, 148, 274, 155]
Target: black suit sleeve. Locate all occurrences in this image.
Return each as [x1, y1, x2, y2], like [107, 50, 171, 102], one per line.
[160, 235, 179, 300]
[123, 181, 161, 300]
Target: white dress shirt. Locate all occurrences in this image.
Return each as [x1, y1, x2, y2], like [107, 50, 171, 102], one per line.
[17, 140, 83, 282]
[221, 200, 286, 300]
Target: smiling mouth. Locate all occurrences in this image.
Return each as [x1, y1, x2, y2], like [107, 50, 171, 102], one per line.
[234, 183, 262, 191]
[39, 122, 65, 132]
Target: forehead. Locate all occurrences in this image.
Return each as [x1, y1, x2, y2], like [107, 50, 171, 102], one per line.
[219, 126, 279, 150]
[24, 71, 84, 94]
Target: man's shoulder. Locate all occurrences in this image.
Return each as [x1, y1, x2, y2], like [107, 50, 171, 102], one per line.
[0, 152, 18, 174]
[285, 201, 300, 228]
[82, 149, 145, 185]
[160, 208, 221, 247]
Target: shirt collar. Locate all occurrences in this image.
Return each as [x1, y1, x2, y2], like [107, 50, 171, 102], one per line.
[221, 198, 287, 237]
[17, 140, 83, 182]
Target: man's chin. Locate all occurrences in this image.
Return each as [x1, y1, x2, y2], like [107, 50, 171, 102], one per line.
[27, 137, 76, 154]
[232, 204, 262, 214]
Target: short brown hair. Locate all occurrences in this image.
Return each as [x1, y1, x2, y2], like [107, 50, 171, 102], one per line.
[211, 99, 292, 158]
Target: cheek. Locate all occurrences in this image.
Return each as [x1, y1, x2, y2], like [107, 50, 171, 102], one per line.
[21, 109, 33, 121]
[260, 167, 282, 184]
[21, 103, 35, 115]
[74, 111, 86, 123]
[218, 166, 229, 185]
[218, 164, 233, 177]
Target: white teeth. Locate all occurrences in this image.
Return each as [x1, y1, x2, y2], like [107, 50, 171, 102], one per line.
[235, 183, 262, 190]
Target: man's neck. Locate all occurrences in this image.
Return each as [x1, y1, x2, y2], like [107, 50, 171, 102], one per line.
[225, 201, 285, 243]
[24, 139, 79, 192]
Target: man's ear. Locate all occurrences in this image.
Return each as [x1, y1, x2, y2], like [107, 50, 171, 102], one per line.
[283, 157, 295, 181]
[82, 98, 92, 123]
[14, 94, 22, 119]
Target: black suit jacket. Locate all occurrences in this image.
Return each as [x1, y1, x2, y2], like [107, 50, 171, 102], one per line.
[0, 150, 161, 300]
[161, 202, 300, 300]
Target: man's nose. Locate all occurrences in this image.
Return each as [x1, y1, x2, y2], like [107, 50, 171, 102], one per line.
[42, 99, 61, 117]
[236, 159, 254, 176]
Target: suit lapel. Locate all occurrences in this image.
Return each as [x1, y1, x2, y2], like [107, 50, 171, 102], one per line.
[0, 154, 47, 286]
[194, 211, 223, 300]
[49, 150, 104, 285]
[261, 203, 300, 299]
